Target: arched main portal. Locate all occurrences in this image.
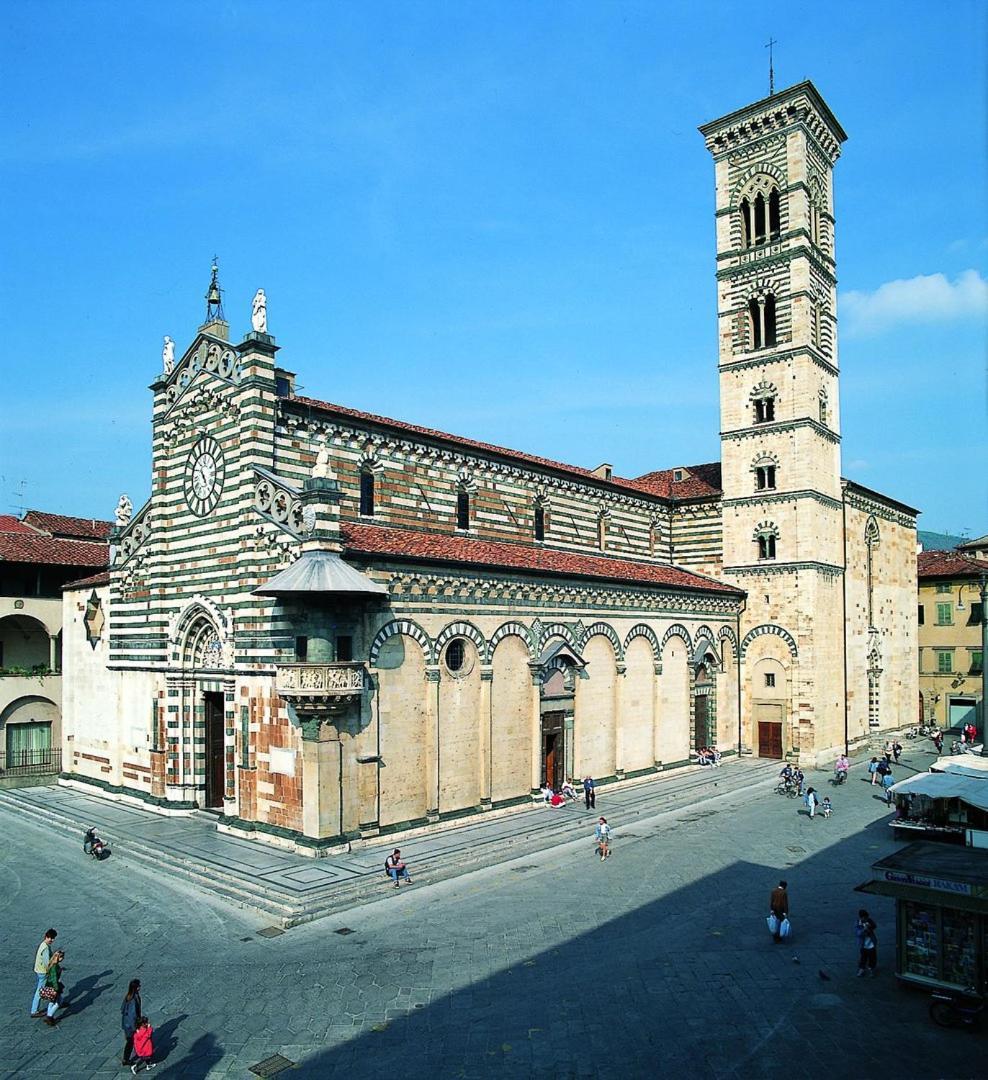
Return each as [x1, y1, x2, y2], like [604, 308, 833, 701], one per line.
[179, 612, 228, 808]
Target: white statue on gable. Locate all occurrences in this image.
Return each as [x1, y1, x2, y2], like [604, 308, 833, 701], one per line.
[115, 494, 133, 527]
[312, 445, 335, 479]
[162, 335, 175, 374]
[251, 289, 267, 334]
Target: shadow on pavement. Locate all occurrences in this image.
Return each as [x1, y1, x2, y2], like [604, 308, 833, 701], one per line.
[278, 812, 974, 1080]
[159, 1031, 222, 1078]
[153, 1012, 188, 1062]
[66, 968, 113, 1014]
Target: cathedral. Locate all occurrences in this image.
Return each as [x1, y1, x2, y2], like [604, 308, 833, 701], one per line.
[62, 81, 918, 853]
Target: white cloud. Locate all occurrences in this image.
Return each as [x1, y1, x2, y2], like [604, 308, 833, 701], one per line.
[840, 269, 988, 335]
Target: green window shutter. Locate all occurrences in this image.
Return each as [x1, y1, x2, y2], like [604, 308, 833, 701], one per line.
[971, 651, 984, 676]
[936, 603, 953, 625]
[937, 651, 954, 674]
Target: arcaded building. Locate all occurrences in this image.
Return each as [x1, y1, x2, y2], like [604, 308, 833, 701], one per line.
[62, 81, 918, 852]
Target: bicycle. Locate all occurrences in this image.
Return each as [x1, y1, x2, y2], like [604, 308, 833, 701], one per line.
[929, 987, 984, 1030]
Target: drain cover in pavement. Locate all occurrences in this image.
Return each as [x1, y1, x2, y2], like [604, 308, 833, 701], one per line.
[256, 926, 285, 938]
[334, 927, 355, 935]
[248, 1054, 295, 1077]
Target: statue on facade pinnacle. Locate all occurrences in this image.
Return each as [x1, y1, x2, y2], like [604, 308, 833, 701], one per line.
[251, 289, 268, 334]
[162, 335, 175, 374]
[312, 445, 335, 480]
[115, 494, 134, 527]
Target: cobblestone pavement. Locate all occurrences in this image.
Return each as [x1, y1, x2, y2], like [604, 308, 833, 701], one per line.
[1, 745, 981, 1080]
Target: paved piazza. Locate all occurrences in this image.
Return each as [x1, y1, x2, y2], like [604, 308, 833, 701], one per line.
[1, 751, 980, 1079]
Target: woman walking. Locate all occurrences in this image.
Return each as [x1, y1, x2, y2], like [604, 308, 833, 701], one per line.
[42, 949, 66, 1026]
[856, 910, 878, 976]
[594, 816, 612, 860]
[121, 979, 143, 1066]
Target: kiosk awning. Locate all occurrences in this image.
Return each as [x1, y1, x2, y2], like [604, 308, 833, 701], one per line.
[890, 772, 988, 812]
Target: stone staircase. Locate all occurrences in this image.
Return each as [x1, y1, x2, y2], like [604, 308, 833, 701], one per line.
[0, 758, 780, 927]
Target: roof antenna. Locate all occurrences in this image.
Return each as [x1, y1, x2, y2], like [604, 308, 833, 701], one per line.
[765, 37, 778, 96]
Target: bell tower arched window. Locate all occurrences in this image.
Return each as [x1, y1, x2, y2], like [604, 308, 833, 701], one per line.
[755, 464, 777, 491]
[751, 382, 777, 424]
[769, 188, 781, 238]
[740, 197, 752, 248]
[764, 293, 777, 347]
[754, 522, 779, 561]
[753, 193, 766, 244]
[748, 293, 777, 350]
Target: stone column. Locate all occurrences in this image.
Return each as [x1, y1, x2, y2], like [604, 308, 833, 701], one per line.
[479, 665, 493, 808]
[613, 661, 626, 778]
[300, 726, 343, 841]
[48, 634, 57, 672]
[652, 661, 663, 767]
[424, 667, 441, 820]
[757, 297, 767, 349]
[529, 662, 542, 792]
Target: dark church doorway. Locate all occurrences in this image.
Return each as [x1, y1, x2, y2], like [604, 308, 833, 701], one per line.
[541, 712, 566, 791]
[203, 691, 226, 808]
[693, 662, 716, 750]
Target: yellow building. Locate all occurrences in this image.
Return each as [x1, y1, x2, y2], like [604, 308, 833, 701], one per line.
[918, 549, 987, 734]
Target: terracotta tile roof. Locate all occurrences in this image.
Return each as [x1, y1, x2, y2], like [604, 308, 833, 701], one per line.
[342, 522, 742, 595]
[63, 570, 111, 590]
[918, 550, 988, 580]
[0, 515, 39, 534]
[21, 510, 113, 541]
[629, 462, 723, 500]
[290, 395, 667, 499]
[0, 533, 109, 569]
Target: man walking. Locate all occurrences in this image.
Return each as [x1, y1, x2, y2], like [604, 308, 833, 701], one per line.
[583, 776, 596, 810]
[769, 881, 788, 943]
[31, 928, 58, 1017]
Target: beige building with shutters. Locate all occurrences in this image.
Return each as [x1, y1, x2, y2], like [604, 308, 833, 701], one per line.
[61, 81, 918, 854]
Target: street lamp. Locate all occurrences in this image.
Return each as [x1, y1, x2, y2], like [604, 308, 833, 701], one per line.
[956, 571, 988, 751]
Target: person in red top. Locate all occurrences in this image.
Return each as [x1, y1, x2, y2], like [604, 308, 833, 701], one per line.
[131, 1016, 156, 1074]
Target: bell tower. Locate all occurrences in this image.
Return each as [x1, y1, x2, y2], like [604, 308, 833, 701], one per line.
[700, 82, 848, 762]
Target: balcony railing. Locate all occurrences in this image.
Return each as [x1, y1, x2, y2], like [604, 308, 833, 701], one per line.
[0, 748, 62, 777]
[275, 662, 367, 698]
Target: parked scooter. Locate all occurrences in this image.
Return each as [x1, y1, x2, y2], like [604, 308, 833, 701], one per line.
[83, 826, 111, 860]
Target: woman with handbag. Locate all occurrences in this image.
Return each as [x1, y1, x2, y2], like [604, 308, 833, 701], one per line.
[41, 949, 66, 1027]
[121, 979, 143, 1065]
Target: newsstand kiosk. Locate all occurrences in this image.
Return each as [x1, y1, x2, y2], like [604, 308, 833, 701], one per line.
[857, 842, 988, 992]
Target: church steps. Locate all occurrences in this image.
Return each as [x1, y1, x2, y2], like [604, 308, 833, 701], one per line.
[0, 760, 778, 927]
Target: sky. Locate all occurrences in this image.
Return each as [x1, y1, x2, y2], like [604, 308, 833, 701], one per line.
[1, 1, 985, 536]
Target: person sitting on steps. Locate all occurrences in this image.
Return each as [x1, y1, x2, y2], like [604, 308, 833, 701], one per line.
[385, 849, 413, 888]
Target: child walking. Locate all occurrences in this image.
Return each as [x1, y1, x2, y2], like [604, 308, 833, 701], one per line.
[821, 796, 833, 819]
[131, 1016, 156, 1074]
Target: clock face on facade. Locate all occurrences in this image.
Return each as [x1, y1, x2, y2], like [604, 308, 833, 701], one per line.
[184, 436, 225, 517]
